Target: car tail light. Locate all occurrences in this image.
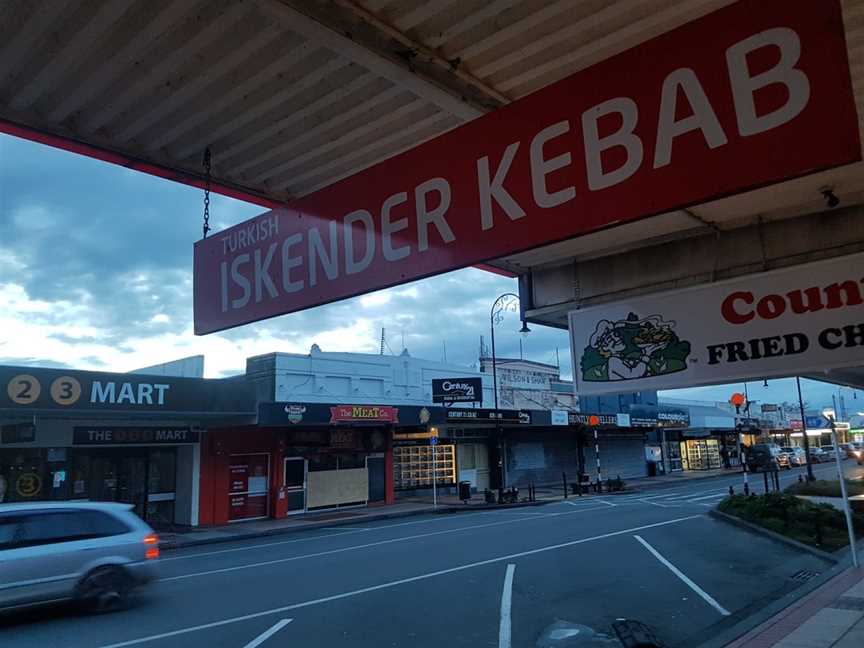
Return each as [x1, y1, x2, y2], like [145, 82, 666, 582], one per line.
[144, 533, 160, 560]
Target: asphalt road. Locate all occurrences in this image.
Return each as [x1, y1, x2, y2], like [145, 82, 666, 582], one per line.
[2, 459, 862, 648]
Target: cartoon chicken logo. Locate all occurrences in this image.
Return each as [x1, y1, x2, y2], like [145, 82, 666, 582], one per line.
[581, 312, 691, 383]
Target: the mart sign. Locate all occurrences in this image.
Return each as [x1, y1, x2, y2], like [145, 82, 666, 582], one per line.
[569, 253, 864, 395]
[193, 0, 859, 334]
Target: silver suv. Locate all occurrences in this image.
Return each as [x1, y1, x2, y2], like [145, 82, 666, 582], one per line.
[0, 501, 159, 612]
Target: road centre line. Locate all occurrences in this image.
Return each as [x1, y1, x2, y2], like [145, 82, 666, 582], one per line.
[163, 511, 495, 562]
[99, 516, 701, 648]
[242, 619, 292, 648]
[159, 530, 365, 562]
[633, 535, 730, 616]
[160, 505, 614, 582]
[499, 564, 516, 648]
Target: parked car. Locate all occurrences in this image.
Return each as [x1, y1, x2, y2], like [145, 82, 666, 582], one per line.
[809, 447, 828, 463]
[776, 451, 791, 469]
[821, 445, 847, 459]
[0, 502, 159, 613]
[781, 446, 808, 466]
[848, 442, 864, 464]
[745, 443, 784, 472]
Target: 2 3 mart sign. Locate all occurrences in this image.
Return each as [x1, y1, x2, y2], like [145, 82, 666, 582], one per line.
[193, 0, 860, 334]
[569, 253, 864, 395]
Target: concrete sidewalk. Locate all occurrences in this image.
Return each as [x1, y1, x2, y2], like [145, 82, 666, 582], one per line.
[725, 566, 864, 648]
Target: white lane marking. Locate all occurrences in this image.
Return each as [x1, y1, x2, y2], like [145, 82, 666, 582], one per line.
[499, 564, 516, 648]
[161, 506, 613, 582]
[320, 527, 372, 531]
[639, 491, 684, 499]
[242, 619, 292, 648]
[99, 516, 700, 648]
[639, 499, 670, 508]
[598, 500, 618, 507]
[159, 530, 364, 562]
[633, 535, 730, 616]
[685, 493, 726, 502]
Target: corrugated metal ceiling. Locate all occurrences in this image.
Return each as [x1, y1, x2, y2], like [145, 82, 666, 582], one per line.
[0, 0, 861, 260]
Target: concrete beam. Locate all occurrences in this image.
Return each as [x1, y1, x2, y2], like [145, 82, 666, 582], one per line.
[525, 205, 864, 327]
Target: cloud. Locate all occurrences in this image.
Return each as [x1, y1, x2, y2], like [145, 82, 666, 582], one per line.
[0, 134, 571, 380]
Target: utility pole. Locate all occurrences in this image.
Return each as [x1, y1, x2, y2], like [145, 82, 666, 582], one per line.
[380, 328, 385, 355]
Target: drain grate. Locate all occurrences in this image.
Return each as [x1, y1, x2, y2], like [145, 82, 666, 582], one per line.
[790, 570, 820, 582]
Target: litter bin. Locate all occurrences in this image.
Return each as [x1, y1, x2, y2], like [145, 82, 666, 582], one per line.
[647, 461, 657, 477]
[458, 481, 472, 502]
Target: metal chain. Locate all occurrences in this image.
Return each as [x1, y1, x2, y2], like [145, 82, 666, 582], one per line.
[202, 147, 212, 239]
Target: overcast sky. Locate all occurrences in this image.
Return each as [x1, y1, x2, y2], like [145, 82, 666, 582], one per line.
[1, 134, 861, 416]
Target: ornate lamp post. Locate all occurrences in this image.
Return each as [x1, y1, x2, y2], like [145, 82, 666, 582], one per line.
[489, 293, 530, 497]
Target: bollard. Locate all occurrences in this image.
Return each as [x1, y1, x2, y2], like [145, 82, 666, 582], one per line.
[562, 472, 568, 499]
[774, 471, 780, 491]
[798, 474, 803, 483]
[763, 472, 769, 494]
[744, 482, 750, 496]
[729, 485, 734, 496]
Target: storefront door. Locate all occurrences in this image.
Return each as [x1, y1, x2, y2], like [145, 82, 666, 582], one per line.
[283, 457, 307, 515]
[117, 455, 148, 520]
[229, 453, 270, 521]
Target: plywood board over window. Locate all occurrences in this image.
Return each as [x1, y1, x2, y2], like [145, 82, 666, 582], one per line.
[307, 468, 368, 509]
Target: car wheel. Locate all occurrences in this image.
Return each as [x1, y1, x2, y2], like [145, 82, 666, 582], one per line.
[76, 566, 130, 613]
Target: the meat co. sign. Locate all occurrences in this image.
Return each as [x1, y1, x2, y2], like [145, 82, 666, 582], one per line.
[194, 0, 859, 334]
[569, 253, 864, 395]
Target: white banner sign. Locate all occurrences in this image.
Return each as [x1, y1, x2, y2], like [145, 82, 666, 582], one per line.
[569, 253, 864, 395]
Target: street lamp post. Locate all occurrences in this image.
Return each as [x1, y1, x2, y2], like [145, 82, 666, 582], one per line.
[490, 292, 530, 500]
[796, 377, 815, 482]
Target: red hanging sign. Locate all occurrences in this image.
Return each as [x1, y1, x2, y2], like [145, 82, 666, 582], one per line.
[194, 0, 860, 334]
[329, 405, 399, 424]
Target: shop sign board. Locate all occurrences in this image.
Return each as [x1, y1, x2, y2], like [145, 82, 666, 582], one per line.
[193, 0, 859, 334]
[570, 253, 864, 395]
[431, 378, 482, 403]
[551, 409, 569, 426]
[329, 405, 399, 424]
[0, 365, 254, 414]
[569, 413, 620, 427]
[761, 404, 779, 413]
[446, 408, 524, 423]
[790, 419, 803, 431]
[72, 427, 199, 445]
[658, 407, 690, 428]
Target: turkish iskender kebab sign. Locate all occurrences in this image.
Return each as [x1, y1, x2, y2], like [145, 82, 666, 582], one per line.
[569, 253, 864, 395]
[194, 0, 860, 334]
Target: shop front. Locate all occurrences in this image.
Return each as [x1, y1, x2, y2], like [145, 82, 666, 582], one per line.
[0, 365, 255, 528]
[201, 402, 433, 525]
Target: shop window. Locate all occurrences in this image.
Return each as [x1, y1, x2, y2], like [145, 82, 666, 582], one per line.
[148, 449, 176, 493]
[337, 455, 366, 470]
[393, 445, 456, 490]
[0, 449, 48, 503]
[308, 455, 338, 472]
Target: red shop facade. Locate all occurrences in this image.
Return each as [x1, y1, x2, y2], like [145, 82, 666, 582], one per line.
[198, 402, 433, 525]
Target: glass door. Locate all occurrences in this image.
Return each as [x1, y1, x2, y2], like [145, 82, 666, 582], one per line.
[283, 457, 307, 515]
[118, 455, 148, 520]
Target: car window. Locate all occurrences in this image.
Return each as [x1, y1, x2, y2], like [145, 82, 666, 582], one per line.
[0, 509, 129, 549]
[78, 510, 130, 536]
